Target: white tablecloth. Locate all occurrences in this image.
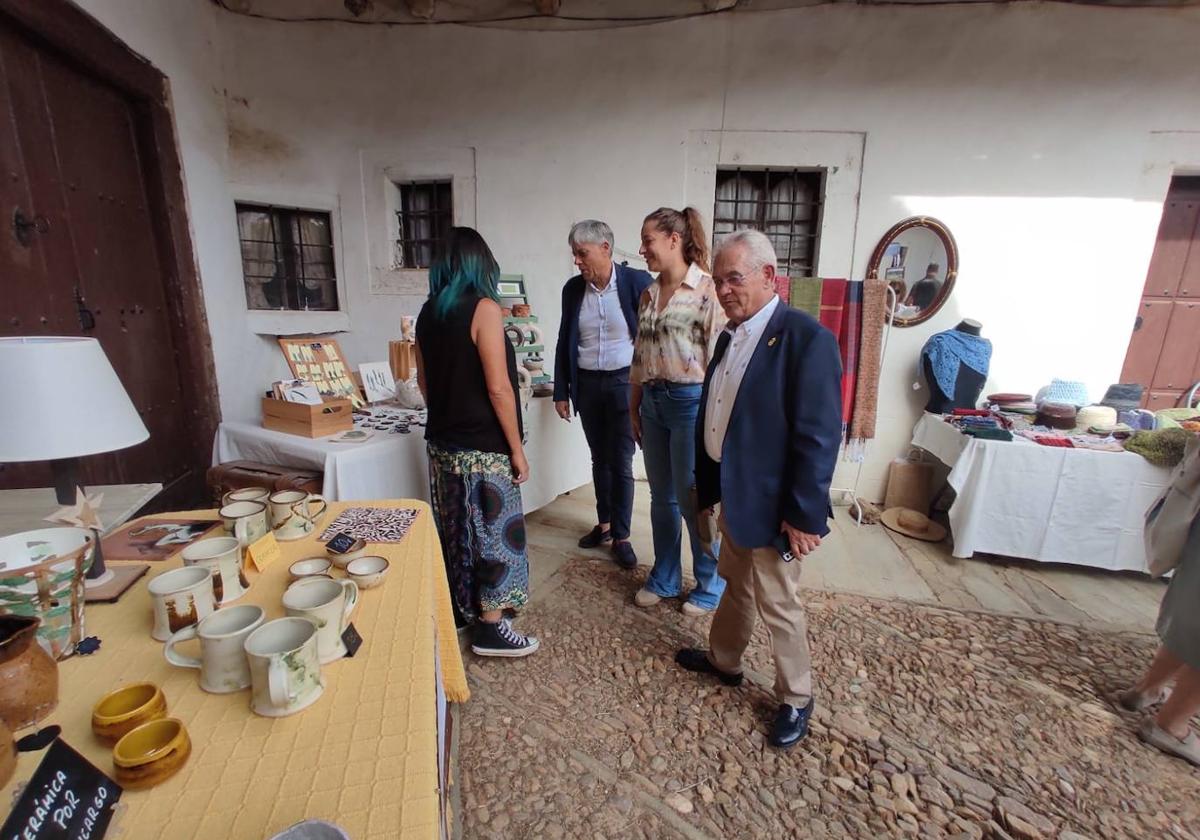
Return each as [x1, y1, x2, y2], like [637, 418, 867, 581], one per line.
[213, 398, 591, 513]
[911, 413, 1172, 571]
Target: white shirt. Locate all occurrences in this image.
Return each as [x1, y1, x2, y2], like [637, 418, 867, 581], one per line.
[704, 295, 781, 462]
[577, 264, 634, 371]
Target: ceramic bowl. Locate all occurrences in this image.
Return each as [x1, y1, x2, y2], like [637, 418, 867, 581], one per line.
[345, 556, 389, 590]
[325, 538, 366, 569]
[112, 717, 191, 789]
[289, 557, 333, 582]
[92, 682, 167, 743]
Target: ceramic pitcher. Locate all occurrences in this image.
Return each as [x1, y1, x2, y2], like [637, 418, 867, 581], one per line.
[282, 577, 358, 664]
[219, 500, 270, 548]
[164, 604, 264, 694]
[243, 617, 324, 717]
[269, 490, 328, 542]
[147, 566, 217, 642]
[181, 536, 250, 605]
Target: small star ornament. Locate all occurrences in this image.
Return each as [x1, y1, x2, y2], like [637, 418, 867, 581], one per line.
[46, 486, 105, 532]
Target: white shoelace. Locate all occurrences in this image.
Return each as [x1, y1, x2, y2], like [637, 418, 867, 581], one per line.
[497, 619, 529, 647]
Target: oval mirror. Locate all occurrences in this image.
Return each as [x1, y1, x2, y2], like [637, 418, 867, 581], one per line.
[866, 216, 959, 327]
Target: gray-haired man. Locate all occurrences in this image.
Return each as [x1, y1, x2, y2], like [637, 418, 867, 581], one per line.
[554, 220, 652, 568]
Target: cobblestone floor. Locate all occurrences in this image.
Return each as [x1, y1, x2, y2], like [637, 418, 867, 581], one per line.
[458, 560, 1199, 839]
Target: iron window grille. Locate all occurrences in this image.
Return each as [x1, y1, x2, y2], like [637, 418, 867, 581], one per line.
[712, 167, 825, 277]
[395, 180, 453, 269]
[236, 203, 337, 311]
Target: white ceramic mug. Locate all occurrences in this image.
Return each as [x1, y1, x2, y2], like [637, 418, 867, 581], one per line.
[221, 487, 270, 509]
[243, 617, 324, 717]
[147, 566, 218, 642]
[219, 500, 270, 548]
[181, 536, 249, 605]
[164, 604, 265, 693]
[269, 490, 328, 542]
[282, 577, 358, 664]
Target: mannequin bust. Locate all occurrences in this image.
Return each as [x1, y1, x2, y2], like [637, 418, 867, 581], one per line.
[922, 319, 988, 413]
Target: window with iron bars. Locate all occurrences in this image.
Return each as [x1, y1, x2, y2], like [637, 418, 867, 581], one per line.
[395, 180, 453, 269]
[712, 168, 825, 278]
[236, 203, 337, 311]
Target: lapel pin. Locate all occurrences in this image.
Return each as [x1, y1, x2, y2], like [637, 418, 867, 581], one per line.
[768, 336, 778, 347]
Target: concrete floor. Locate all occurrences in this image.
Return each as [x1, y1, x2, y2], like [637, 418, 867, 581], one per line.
[526, 481, 1166, 635]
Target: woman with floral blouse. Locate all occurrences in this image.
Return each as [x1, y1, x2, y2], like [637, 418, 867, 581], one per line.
[630, 207, 726, 615]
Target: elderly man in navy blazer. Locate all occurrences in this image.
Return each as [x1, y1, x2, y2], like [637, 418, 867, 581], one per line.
[674, 228, 843, 749]
[554, 220, 652, 569]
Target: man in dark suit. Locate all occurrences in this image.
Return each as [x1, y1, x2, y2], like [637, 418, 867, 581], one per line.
[554, 220, 653, 569]
[674, 228, 843, 749]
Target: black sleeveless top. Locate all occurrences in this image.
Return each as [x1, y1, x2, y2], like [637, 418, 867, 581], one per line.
[416, 294, 523, 455]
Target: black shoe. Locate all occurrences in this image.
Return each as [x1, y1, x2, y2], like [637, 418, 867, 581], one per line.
[578, 525, 613, 549]
[471, 618, 540, 658]
[674, 648, 744, 686]
[611, 540, 637, 570]
[769, 698, 815, 750]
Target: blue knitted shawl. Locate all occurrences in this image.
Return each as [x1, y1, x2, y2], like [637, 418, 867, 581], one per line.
[921, 330, 993, 398]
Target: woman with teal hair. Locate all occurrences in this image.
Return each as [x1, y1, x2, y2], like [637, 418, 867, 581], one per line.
[415, 227, 538, 658]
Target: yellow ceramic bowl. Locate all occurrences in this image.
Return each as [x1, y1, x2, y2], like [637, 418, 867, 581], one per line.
[112, 717, 191, 789]
[92, 683, 166, 743]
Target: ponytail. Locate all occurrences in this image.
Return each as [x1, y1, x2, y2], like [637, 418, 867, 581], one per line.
[644, 206, 711, 273]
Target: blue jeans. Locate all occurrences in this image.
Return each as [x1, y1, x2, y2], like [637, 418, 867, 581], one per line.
[640, 383, 725, 609]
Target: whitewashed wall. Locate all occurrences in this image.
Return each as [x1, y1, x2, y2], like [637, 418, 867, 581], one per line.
[72, 1, 1200, 501]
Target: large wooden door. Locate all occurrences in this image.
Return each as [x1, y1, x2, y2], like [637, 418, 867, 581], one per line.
[1120, 176, 1200, 410]
[0, 1, 218, 506]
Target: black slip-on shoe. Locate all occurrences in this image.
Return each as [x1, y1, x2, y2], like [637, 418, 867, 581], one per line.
[611, 540, 637, 569]
[578, 525, 613, 549]
[674, 648, 744, 686]
[769, 698, 815, 750]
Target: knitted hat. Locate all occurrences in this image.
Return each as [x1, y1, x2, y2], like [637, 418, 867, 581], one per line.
[1100, 383, 1144, 411]
[1035, 402, 1078, 430]
[1036, 379, 1089, 408]
[1075, 405, 1117, 430]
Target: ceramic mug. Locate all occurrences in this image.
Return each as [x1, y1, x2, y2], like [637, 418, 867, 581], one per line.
[221, 487, 270, 509]
[181, 536, 250, 605]
[269, 491, 329, 542]
[243, 617, 324, 717]
[147, 566, 217, 642]
[282, 577, 358, 664]
[164, 604, 264, 694]
[219, 500, 270, 548]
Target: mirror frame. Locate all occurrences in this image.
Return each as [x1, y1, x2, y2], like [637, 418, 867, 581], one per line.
[866, 216, 959, 327]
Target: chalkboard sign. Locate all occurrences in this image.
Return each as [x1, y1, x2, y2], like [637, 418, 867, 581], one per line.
[324, 532, 358, 554]
[1, 739, 122, 840]
[341, 622, 363, 658]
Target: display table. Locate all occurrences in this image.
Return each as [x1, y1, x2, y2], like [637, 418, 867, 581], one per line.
[0, 483, 161, 536]
[214, 397, 589, 512]
[911, 413, 1173, 571]
[0, 500, 467, 840]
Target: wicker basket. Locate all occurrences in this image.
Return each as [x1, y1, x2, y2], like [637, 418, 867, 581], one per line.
[0, 528, 94, 660]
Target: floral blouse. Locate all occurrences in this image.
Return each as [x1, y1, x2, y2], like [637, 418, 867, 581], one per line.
[630, 263, 726, 385]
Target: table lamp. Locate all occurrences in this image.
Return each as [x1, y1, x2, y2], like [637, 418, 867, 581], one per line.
[0, 337, 150, 586]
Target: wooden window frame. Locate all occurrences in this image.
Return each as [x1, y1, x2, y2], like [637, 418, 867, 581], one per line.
[713, 167, 825, 277]
[236, 202, 339, 311]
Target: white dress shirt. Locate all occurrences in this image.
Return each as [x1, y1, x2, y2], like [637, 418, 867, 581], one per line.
[578, 264, 634, 371]
[704, 295, 780, 462]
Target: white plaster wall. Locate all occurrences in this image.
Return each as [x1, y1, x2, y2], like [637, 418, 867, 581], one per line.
[77, 1, 1200, 502]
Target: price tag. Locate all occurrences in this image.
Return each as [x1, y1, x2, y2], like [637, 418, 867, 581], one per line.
[0, 738, 122, 840]
[341, 623, 363, 658]
[246, 532, 282, 572]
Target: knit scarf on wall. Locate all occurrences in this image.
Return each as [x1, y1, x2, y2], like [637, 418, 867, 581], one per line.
[921, 330, 993, 398]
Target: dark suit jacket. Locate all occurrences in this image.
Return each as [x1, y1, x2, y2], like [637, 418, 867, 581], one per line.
[553, 263, 653, 409]
[695, 302, 843, 549]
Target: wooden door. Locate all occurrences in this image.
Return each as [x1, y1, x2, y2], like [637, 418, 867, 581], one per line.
[0, 3, 217, 506]
[1120, 176, 1200, 410]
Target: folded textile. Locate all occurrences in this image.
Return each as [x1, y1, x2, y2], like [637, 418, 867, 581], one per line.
[1124, 428, 1194, 467]
[952, 409, 991, 416]
[962, 427, 1013, 442]
[1032, 435, 1074, 448]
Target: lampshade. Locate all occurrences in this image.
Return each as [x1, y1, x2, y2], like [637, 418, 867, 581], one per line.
[0, 337, 149, 462]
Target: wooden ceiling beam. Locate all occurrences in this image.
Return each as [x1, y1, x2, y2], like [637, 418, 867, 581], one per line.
[404, 0, 436, 19]
[533, 0, 561, 13]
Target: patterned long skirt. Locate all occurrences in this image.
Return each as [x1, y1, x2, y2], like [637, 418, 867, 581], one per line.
[427, 443, 529, 625]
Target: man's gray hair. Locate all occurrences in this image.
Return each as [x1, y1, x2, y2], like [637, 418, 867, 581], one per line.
[568, 219, 614, 250]
[714, 228, 777, 272]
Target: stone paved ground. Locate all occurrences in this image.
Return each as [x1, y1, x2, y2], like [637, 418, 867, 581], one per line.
[458, 560, 1199, 839]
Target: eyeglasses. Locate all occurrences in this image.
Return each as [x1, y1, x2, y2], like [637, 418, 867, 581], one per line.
[713, 269, 760, 290]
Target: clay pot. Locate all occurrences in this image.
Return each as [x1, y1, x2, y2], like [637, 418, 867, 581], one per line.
[0, 615, 59, 731]
[512, 303, 531, 318]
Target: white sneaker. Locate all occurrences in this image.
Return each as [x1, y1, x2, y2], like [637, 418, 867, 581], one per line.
[681, 601, 712, 617]
[634, 588, 662, 608]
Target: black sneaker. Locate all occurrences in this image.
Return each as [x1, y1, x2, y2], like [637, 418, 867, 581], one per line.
[611, 540, 637, 570]
[674, 648, 744, 686]
[471, 618, 540, 658]
[578, 525, 613, 549]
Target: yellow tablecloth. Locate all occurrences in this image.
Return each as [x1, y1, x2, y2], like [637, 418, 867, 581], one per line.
[1, 500, 467, 839]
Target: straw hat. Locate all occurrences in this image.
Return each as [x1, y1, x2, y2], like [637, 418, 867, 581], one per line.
[881, 508, 948, 543]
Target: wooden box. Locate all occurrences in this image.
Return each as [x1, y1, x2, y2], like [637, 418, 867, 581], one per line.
[262, 397, 353, 438]
[389, 340, 414, 383]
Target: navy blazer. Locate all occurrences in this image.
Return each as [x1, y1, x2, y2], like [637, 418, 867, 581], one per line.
[695, 302, 843, 549]
[553, 263, 653, 409]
